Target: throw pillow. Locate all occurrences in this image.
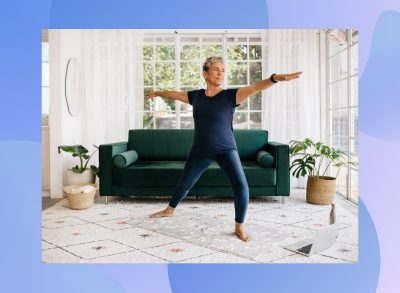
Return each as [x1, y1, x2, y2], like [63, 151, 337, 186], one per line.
[256, 150, 275, 167]
[113, 150, 139, 168]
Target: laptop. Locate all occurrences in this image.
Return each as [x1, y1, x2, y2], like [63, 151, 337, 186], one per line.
[283, 223, 339, 257]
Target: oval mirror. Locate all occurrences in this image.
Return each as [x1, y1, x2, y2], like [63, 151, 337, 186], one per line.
[64, 57, 82, 116]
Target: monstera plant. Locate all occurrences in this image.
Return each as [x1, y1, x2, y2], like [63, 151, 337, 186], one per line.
[289, 138, 357, 205]
[58, 144, 99, 185]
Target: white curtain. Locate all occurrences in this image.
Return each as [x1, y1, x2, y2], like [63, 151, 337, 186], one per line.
[261, 30, 320, 188]
[80, 30, 144, 163]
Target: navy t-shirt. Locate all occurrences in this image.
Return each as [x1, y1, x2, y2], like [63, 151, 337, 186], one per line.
[188, 88, 240, 156]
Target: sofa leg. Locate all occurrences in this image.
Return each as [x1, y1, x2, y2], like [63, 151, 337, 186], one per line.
[105, 196, 108, 205]
[281, 196, 285, 204]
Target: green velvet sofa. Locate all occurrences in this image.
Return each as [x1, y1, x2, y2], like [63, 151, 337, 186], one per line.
[99, 129, 290, 203]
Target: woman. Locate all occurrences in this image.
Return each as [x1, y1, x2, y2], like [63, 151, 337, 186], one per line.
[145, 56, 301, 242]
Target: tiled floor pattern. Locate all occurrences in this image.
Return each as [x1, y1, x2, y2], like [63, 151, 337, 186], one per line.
[42, 189, 358, 263]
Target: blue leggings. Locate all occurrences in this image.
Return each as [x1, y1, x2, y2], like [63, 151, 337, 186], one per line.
[169, 149, 249, 224]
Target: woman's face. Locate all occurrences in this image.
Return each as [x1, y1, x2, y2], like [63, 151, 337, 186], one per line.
[203, 61, 225, 86]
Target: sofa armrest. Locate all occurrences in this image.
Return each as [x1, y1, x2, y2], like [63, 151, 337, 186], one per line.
[99, 142, 128, 196]
[265, 141, 290, 196]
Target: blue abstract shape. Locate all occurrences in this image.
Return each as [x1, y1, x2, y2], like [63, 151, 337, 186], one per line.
[0, 141, 124, 293]
[0, 0, 51, 142]
[50, 0, 268, 28]
[360, 11, 400, 141]
[168, 199, 379, 293]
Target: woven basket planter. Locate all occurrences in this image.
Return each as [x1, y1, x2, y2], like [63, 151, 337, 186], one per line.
[64, 183, 97, 210]
[306, 176, 336, 205]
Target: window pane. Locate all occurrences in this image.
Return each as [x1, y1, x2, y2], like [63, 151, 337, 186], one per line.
[180, 87, 195, 111]
[155, 86, 175, 111]
[144, 63, 154, 86]
[350, 108, 358, 141]
[351, 30, 359, 44]
[350, 153, 359, 168]
[202, 36, 222, 43]
[351, 43, 358, 74]
[330, 40, 342, 57]
[156, 45, 175, 61]
[143, 112, 154, 129]
[336, 165, 348, 196]
[330, 79, 348, 109]
[250, 112, 261, 129]
[237, 99, 248, 111]
[227, 45, 247, 60]
[155, 112, 176, 129]
[250, 92, 262, 110]
[350, 138, 358, 157]
[351, 76, 358, 106]
[249, 62, 262, 83]
[156, 36, 174, 43]
[350, 169, 358, 203]
[155, 63, 175, 87]
[249, 45, 261, 60]
[144, 88, 154, 111]
[42, 87, 49, 114]
[329, 30, 347, 56]
[143, 45, 153, 61]
[228, 61, 247, 85]
[330, 50, 348, 81]
[181, 36, 200, 42]
[331, 109, 349, 151]
[181, 45, 200, 61]
[180, 111, 194, 129]
[249, 37, 261, 42]
[350, 138, 356, 155]
[180, 62, 200, 86]
[233, 112, 248, 129]
[201, 45, 223, 58]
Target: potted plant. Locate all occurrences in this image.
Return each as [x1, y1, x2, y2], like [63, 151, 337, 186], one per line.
[289, 138, 357, 205]
[58, 144, 99, 186]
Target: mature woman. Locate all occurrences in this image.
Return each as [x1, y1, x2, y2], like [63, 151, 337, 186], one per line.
[145, 56, 301, 242]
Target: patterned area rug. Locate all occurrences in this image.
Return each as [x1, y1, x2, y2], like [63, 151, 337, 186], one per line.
[129, 211, 289, 259]
[42, 189, 358, 263]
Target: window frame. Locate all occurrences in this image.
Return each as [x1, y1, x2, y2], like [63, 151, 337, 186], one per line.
[142, 31, 264, 130]
[327, 29, 358, 204]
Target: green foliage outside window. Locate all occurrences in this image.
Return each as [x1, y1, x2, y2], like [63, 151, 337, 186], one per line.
[143, 41, 262, 129]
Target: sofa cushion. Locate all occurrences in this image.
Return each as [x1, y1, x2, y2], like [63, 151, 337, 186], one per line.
[127, 129, 269, 161]
[113, 150, 139, 168]
[112, 161, 276, 187]
[128, 129, 194, 160]
[256, 150, 275, 167]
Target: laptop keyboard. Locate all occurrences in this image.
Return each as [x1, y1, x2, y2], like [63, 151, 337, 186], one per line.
[298, 244, 313, 254]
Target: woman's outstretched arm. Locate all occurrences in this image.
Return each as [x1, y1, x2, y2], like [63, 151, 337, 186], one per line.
[236, 72, 302, 105]
[145, 91, 189, 104]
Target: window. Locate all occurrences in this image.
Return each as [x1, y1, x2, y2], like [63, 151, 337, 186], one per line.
[42, 30, 49, 115]
[327, 29, 358, 203]
[143, 32, 263, 129]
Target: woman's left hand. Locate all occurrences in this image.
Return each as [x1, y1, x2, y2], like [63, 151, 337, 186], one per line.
[274, 71, 302, 81]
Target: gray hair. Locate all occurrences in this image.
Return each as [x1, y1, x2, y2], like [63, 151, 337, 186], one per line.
[202, 56, 224, 72]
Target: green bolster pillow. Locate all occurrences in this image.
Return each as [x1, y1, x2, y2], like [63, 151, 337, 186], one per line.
[256, 150, 275, 167]
[113, 150, 139, 168]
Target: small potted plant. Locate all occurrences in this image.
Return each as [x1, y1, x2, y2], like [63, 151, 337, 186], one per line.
[58, 144, 99, 186]
[289, 138, 357, 205]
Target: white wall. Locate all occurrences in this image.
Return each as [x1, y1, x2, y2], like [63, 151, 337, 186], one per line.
[49, 29, 83, 198]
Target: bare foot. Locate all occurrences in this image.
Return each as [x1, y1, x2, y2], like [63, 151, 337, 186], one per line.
[149, 206, 175, 218]
[235, 223, 252, 242]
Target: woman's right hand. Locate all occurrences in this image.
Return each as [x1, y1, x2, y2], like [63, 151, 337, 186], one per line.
[145, 92, 157, 100]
